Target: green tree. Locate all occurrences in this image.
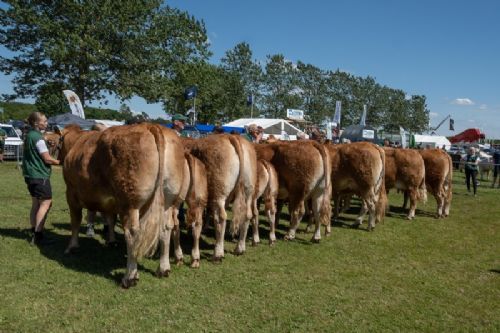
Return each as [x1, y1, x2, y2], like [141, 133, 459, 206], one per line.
[296, 62, 329, 123]
[262, 54, 301, 119]
[0, 1, 209, 106]
[34, 82, 69, 117]
[220, 42, 263, 116]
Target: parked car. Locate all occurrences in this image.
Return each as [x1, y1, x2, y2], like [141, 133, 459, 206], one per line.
[0, 123, 23, 160]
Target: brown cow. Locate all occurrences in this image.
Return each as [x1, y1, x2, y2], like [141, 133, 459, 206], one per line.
[49, 125, 117, 242]
[384, 147, 427, 219]
[326, 142, 387, 231]
[255, 140, 331, 242]
[170, 153, 208, 269]
[183, 134, 257, 260]
[250, 159, 279, 246]
[62, 123, 186, 288]
[417, 149, 453, 218]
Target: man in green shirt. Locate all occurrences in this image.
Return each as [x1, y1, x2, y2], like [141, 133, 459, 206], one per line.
[22, 112, 60, 246]
[0, 127, 6, 162]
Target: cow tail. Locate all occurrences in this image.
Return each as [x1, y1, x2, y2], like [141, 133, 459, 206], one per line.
[418, 172, 428, 204]
[227, 135, 247, 237]
[313, 142, 332, 226]
[132, 124, 165, 259]
[375, 147, 387, 224]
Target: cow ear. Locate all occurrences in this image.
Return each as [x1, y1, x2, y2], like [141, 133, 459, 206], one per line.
[54, 126, 62, 135]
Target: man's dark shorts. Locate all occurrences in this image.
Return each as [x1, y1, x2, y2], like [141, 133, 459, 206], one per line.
[25, 178, 52, 199]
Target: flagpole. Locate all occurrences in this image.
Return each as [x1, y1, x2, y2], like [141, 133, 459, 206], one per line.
[193, 97, 196, 125]
[251, 94, 254, 118]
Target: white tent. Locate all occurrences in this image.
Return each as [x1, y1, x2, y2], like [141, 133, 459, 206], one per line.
[224, 118, 305, 140]
[413, 134, 451, 150]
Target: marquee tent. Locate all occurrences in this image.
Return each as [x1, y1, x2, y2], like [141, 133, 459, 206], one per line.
[223, 118, 304, 140]
[412, 134, 451, 150]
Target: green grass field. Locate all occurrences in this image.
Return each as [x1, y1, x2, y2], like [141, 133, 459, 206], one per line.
[0, 162, 499, 332]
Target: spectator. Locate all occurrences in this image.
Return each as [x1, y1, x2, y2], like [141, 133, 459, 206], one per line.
[172, 114, 188, 137]
[0, 126, 6, 162]
[212, 125, 224, 134]
[22, 112, 60, 246]
[242, 124, 260, 143]
[464, 147, 479, 196]
[491, 146, 500, 188]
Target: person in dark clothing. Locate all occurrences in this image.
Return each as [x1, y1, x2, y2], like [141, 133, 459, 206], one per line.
[22, 112, 60, 245]
[491, 146, 500, 188]
[464, 147, 479, 196]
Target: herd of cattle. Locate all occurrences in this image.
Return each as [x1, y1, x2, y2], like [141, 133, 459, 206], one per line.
[45, 123, 453, 288]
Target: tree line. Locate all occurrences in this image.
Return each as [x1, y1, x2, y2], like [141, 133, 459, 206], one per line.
[0, 0, 429, 132]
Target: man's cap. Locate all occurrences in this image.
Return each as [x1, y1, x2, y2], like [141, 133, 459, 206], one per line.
[172, 114, 188, 122]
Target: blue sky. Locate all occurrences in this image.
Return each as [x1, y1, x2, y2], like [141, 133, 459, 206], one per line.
[1, 0, 499, 138]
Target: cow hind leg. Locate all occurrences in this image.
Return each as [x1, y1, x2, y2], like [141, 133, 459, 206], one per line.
[65, 203, 83, 254]
[310, 195, 325, 243]
[213, 200, 227, 262]
[157, 208, 174, 278]
[172, 208, 184, 266]
[366, 200, 377, 231]
[122, 209, 141, 288]
[407, 190, 418, 220]
[354, 201, 368, 227]
[190, 213, 202, 268]
[251, 199, 260, 246]
[285, 197, 305, 241]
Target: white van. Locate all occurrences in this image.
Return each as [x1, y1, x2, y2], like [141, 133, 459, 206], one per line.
[0, 123, 23, 160]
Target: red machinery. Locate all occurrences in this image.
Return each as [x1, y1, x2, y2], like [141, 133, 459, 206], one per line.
[449, 128, 485, 143]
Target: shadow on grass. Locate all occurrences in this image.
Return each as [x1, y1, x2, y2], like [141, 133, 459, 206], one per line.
[0, 226, 141, 285]
[488, 269, 500, 274]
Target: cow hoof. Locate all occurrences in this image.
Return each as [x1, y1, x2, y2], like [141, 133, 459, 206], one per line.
[405, 216, 412, 221]
[233, 249, 244, 256]
[311, 238, 321, 244]
[121, 277, 138, 289]
[176, 258, 184, 266]
[156, 269, 170, 278]
[284, 234, 295, 241]
[325, 231, 331, 237]
[351, 224, 361, 229]
[252, 240, 259, 247]
[212, 256, 223, 264]
[269, 240, 276, 247]
[190, 260, 200, 269]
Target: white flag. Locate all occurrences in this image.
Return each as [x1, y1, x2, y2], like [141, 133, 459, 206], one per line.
[333, 101, 341, 126]
[400, 126, 407, 148]
[360, 105, 367, 126]
[63, 90, 85, 119]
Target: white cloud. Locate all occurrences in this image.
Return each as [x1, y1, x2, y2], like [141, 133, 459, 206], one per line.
[452, 98, 474, 105]
[479, 104, 487, 110]
[429, 112, 439, 118]
[468, 119, 476, 123]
